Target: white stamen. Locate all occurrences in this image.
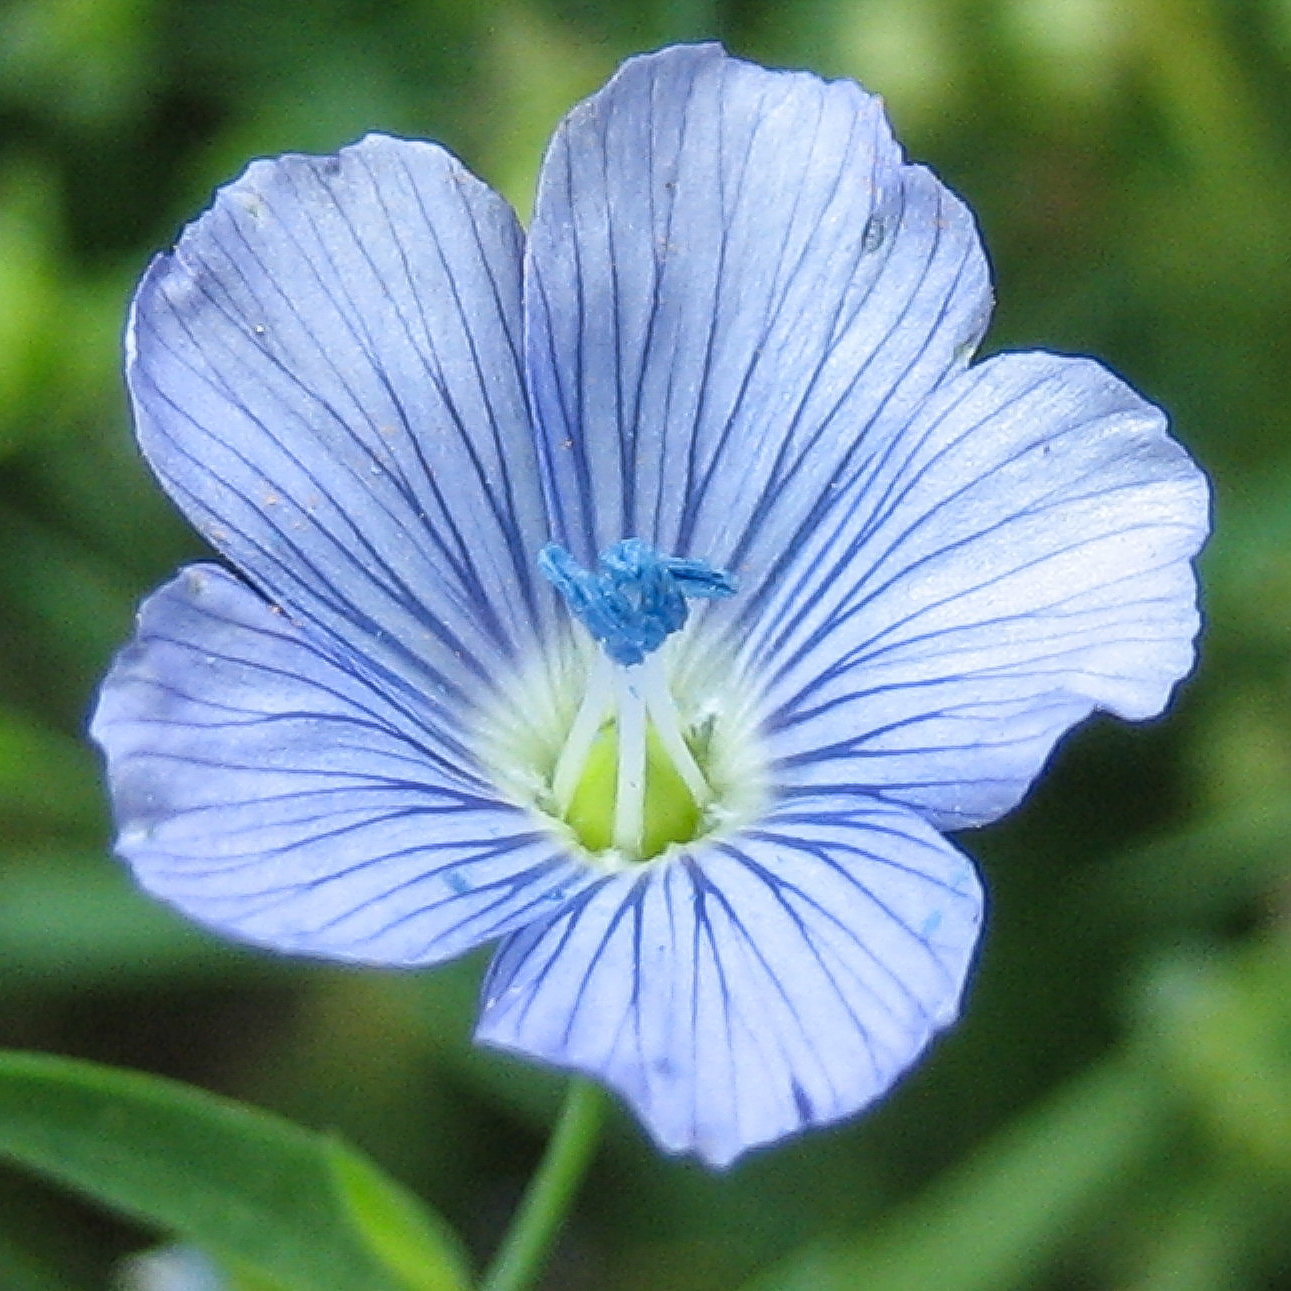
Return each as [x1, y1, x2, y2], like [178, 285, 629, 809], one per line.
[613, 665, 647, 855]
[639, 653, 711, 806]
[551, 652, 613, 812]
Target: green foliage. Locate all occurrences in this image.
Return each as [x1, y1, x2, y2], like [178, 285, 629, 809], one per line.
[0, 1051, 470, 1291]
[327, 1138, 471, 1291]
[747, 1056, 1168, 1291]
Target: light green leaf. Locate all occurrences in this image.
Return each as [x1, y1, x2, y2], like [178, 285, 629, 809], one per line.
[1139, 940, 1291, 1175]
[0, 1050, 469, 1291]
[326, 1139, 471, 1291]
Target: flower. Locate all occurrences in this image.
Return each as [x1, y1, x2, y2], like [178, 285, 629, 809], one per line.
[91, 43, 1208, 1168]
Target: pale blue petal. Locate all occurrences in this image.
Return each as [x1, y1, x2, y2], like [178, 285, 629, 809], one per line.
[525, 44, 991, 586]
[523, 44, 1206, 834]
[734, 353, 1208, 828]
[476, 794, 982, 1167]
[128, 134, 550, 724]
[90, 566, 591, 965]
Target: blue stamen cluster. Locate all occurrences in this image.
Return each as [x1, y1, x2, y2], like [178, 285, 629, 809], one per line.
[538, 539, 737, 666]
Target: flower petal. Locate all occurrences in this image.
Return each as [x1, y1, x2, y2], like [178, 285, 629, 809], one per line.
[475, 793, 982, 1167]
[524, 43, 991, 582]
[90, 565, 591, 965]
[736, 352, 1208, 828]
[128, 134, 549, 723]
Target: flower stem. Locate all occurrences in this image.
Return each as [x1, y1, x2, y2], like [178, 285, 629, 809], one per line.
[479, 1078, 607, 1291]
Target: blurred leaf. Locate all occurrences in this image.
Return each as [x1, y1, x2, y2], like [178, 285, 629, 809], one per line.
[1129, 0, 1274, 185]
[393, 967, 567, 1131]
[0, 706, 103, 837]
[0, 1051, 469, 1291]
[326, 1138, 472, 1291]
[0, 162, 62, 456]
[0, 851, 269, 988]
[838, 0, 964, 131]
[481, 6, 612, 218]
[1120, 1167, 1280, 1291]
[0, 505, 138, 723]
[1001, 0, 1127, 109]
[1139, 939, 1291, 1176]
[0, 1229, 78, 1291]
[0, 0, 155, 127]
[745, 1055, 1169, 1291]
[1087, 798, 1291, 937]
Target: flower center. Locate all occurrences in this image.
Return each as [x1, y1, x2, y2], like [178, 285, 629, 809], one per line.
[539, 540, 736, 861]
[474, 540, 763, 867]
[546, 651, 713, 859]
[563, 712, 703, 857]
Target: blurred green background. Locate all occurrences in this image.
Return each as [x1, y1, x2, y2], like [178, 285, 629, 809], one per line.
[0, 0, 1287, 1287]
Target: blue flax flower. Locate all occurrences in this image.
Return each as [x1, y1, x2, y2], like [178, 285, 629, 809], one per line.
[91, 44, 1208, 1167]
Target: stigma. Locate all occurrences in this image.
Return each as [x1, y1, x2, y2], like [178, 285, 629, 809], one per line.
[536, 539, 737, 667]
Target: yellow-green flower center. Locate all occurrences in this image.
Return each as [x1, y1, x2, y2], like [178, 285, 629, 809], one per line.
[475, 639, 767, 872]
[475, 541, 766, 870]
[564, 718, 703, 858]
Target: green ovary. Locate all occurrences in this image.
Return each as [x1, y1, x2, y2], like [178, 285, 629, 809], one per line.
[564, 720, 703, 859]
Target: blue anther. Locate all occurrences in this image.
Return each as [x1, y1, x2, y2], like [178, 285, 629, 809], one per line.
[537, 539, 738, 666]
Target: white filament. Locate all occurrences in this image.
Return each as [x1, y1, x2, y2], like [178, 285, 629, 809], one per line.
[550, 652, 613, 813]
[613, 666, 647, 854]
[639, 653, 711, 805]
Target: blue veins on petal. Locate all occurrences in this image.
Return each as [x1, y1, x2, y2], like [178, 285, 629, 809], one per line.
[91, 42, 1209, 1168]
[477, 795, 984, 1168]
[92, 564, 592, 964]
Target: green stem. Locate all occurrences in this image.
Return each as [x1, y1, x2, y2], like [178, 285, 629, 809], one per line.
[479, 1078, 607, 1291]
